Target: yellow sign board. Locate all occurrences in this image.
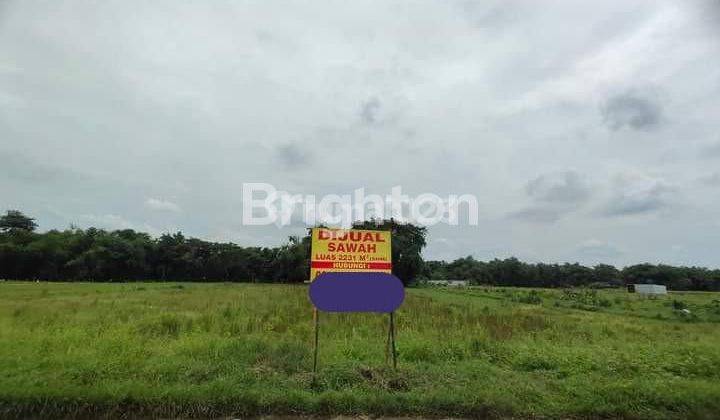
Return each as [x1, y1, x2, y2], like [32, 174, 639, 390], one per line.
[310, 228, 392, 281]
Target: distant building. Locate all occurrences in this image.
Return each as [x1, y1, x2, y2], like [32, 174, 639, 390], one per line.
[627, 284, 667, 295]
[427, 280, 468, 287]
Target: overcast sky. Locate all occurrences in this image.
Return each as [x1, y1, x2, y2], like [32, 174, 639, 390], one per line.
[1, 0, 719, 267]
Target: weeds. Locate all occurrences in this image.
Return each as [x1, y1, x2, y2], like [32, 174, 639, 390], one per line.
[560, 289, 613, 310]
[0, 282, 718, 418]
[672, 299, 688, 310]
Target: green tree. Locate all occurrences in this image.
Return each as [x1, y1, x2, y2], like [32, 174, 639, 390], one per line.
[272, 235, 311, 283]
[0, 210, 37, 233]
[350, 219, 427, 285]
[592, 264, 622, 286]
[1, 209, 719, 290]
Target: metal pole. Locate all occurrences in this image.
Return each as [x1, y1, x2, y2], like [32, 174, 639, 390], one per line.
[385, 312, 392, 364]
[312, 308, 319, 373]
[389, 311, 397, 369]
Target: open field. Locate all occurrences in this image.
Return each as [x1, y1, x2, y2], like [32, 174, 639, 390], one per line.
[1, 282, 719, 418]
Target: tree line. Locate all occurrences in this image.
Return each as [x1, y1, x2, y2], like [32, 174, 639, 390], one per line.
[0, 210, 425, 284]
[1, 210, 718, 290]
[420, 257, 720, 291]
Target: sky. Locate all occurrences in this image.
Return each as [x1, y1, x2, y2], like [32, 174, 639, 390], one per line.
[1, 0, 719, 267]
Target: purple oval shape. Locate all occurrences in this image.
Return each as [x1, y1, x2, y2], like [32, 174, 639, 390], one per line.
[309, 272, 405, 313]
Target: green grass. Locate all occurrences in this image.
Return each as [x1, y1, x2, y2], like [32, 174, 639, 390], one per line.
[1, 282, 719, 418]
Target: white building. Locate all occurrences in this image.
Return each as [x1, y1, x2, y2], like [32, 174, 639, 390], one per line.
[628, 284, 667, 295]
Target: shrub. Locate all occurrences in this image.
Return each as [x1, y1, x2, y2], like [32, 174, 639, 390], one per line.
[559, 289, 612, 309]
[506, 290, 542, 305]
[672, 300, 687, 310]
[516, 290, 542, 305]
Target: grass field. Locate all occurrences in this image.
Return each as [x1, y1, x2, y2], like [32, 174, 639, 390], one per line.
[1, 282, 719, 418]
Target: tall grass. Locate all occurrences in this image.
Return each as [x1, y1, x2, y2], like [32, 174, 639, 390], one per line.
[0, 282, 719, 418]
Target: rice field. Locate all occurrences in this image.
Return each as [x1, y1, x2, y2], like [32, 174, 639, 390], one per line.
[0, 282, 719, 418]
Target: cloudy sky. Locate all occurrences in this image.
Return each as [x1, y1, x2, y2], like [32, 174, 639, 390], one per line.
[1, 0, 719, 267]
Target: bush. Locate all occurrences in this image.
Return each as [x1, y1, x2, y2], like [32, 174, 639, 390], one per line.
[709, 300, 720, 315]
[672, 300, 687, 310]
[515, 290, 542, 305]
[560, 289, 612, 310]
[598, 298, 613, 308]
[527, 290, 543, 304]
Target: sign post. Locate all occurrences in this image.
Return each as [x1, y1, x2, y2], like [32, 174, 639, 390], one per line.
[389, 311, 397, 369]
[312, 307, 319, 373]
[308, 227, 404, 372]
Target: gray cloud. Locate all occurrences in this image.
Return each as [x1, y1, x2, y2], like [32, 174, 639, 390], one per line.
[276, 143, 312, 169]
[698, 172, 720, 186]
[360, 97, 381, 125]
[601, 90, 663, 131]
[2, 0, 720, 267]
[696, 0, 720, 27]
[145, 198, 181, 213]
[602, 172, 674, 216]
[575, 239, 623, 260]
[509, 207, 562, 224]
[701, 141, 720, 158]
[0, 150, 83, 185]
[511, 171, 591, 223]
[526, 171, 591, 204]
